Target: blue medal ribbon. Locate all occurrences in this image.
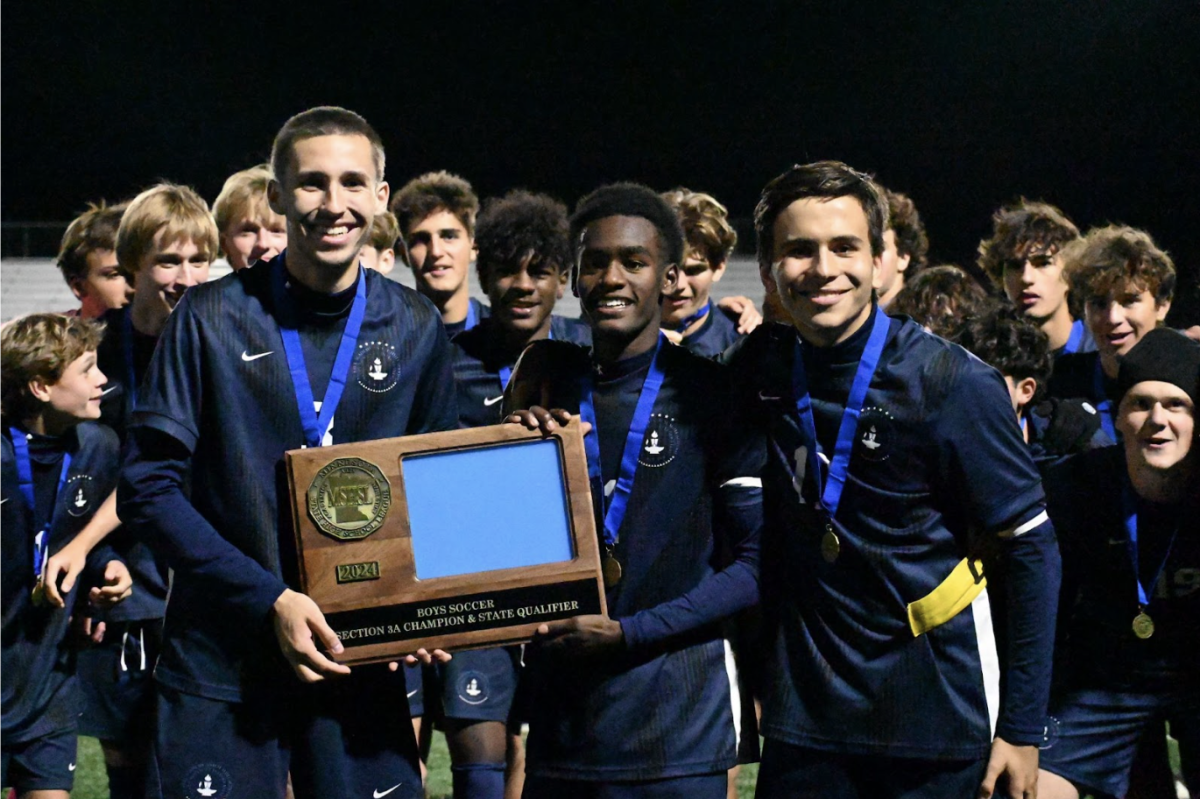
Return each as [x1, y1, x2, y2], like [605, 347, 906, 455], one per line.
[1121, 480, 1179, 611]
[272, 260, 369, 449]
[668, 299, 711, 332]
[791, 309, 890, 519]
[577, 334, 667, 547]
[9, 428, 72, 579]
[1063, 319, 1086, 355]
[465, 300, 479, 332]
[1093, 358, 1116, 440]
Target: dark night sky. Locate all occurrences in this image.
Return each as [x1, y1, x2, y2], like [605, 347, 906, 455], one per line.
[4, 1, 1198, 317]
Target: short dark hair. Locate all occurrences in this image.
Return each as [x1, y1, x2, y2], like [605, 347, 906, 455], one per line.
[958, 305, 1054, 402]
[570, 183, 684, 268]
[390, 170, 479, 239]
[475, 190, 572, 283]
[1062, 224, 1175, 307]
[977, 199, 1079, 288]
[271, 106, 385, 184]
[755, 160, 888, 268]
[57, 202, 127, 286]
[888, 264, 995, 342]
[885, 189, 930, 275]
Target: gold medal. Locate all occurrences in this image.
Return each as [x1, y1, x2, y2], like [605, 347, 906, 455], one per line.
[821, 525, 840, 564]
[602, 553, 623, 588]
[30, 580, 46, 607]
[1132, 611, 1155, 639]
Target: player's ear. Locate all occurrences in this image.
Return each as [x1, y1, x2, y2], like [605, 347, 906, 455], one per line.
[67, 278, 87, 302]
[1016, 377, 1038, 409]
[556, 267, 568, 299]
[661, 263, 680, 297]
[28, 377, 52, 404]
[376, 249, 396, 276]
[871, 253, 884, 290]
[759, 261, 778, 296]
[267, 179, 285, 216]
[711, 259, 727, 284]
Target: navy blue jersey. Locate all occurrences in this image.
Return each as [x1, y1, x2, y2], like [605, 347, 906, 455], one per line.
[93, 305, 169, 623]
[118, 255, 458, 702]
[1044, 446, 1200, 693]
[679, 305, 741, 359]
[444, 297, 491, 339]
[511, 339, 764, 780]
[724, 309, 1059, 758]
[1048, 351, 1109, 406]
[2, 421, 120, 742]
[450, 315, 590, 429]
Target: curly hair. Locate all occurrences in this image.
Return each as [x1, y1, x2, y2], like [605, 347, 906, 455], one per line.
[57, 201, 127, 287]
[885, 189, 929, 275]
[977, 199, 1080, 288]
[1061, 224, 1175, 307]
[661, 188, 737, 268]
[755, 160, 888, 267]
[888, 265, 996, 342]
[957, 305, 1053, 402]
[475, 190, 572, 283]
[390, 170, 479, 239]
[2, 313, 105, 421]
[570, 183, 684, 267]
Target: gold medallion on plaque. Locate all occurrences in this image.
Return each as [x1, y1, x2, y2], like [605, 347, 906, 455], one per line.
[307, 457, 392, 541]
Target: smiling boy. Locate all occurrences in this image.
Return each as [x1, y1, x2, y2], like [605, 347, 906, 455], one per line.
[506, 183, 764, 798]
[727, 161, 1060, 799]
[118, 107, 457, 799]
[2, 313, 132, 799]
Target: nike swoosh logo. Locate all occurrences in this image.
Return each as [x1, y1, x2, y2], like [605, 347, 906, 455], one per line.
[69, 763, 76, 771]
[374, 784, 403, 798]
[483, 395, 503, 406]
[406, 689, 419, 698]
[241, 350, 274, 362]
[100, 386, 118, 396]
[0, 498, 8, 505]
[758, 390, 782, 401]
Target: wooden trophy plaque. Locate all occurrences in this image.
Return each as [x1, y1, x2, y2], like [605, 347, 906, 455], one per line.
[284, 419, 606, 665]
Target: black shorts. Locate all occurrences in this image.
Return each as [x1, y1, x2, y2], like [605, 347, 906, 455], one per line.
[1, 726, 77, 794]
[77, 619, 162, 742]
[431, 646, 521, 723]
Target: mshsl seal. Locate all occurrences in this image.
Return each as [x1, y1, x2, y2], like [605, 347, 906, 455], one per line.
[307, 457, 392, 541]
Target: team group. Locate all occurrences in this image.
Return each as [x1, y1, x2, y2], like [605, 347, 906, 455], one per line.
[2, 105, 1196, 799]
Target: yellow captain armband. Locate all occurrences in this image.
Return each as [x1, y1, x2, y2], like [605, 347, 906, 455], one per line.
[906, 558, 987, 637]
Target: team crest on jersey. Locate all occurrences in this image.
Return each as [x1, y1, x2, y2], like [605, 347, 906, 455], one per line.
[638, 413, 678, 468]
[856, 406, 895, 462]
[456, 670, 490, 706]
[63, 474, 96, 517]
[182, 763, 233, 799]
[354, 341, 400, 393]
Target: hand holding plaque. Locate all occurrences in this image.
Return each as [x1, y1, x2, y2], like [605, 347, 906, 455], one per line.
[284, 419, 606, 665]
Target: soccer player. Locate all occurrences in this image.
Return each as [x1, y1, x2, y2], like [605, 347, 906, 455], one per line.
[1037, 328, 1199, 799]
[1048, 225, 1176, 442]
[436, 190, 588, 799]
[876, 188, 930, 311]
[359, 210, 399, 275]
[887, 264, 993, 342]
[118, 106, 457, 799]
[56, 202, 130, 319]
[956, 306, 1110, 467]
[659, 188, 763, 358]
[391, 170, 485, 335]
[76, 182, 215, 799]
[212, 164, 288, 270]
[506, 183, 764, 798]
[2, 313, 132, 799]
[728, 161, 1060, 799]
[978, 199, 1090, 356]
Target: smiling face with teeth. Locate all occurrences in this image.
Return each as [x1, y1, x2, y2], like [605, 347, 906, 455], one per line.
[763, 196, 882, 347]
[577, 215, 675, 362]
[1119, 380, 1195, 475]
[270, 133, 388, 291]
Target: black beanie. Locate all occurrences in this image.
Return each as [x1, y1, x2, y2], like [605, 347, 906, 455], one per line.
[1116, 327, 1200, 408]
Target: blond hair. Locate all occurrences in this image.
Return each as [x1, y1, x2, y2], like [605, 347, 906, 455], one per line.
[116, 183, 218, 284]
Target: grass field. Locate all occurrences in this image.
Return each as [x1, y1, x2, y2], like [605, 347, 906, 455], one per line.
[68, 734, 762, 799]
